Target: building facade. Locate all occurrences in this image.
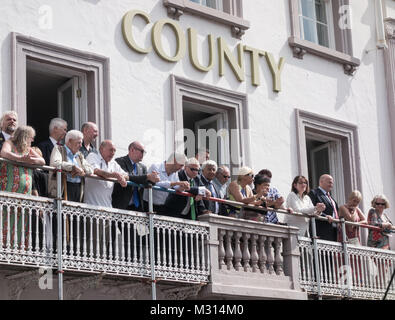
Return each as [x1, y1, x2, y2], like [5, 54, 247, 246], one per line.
[0, 0, 394, 300]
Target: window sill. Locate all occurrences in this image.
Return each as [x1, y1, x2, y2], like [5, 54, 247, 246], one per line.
[288, 36, 360, 76]
[163, 0, 250, 39]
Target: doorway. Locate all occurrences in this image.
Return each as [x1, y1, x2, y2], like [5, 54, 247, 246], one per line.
[26, 58, 87, 143]
[183, 99, 230, 166]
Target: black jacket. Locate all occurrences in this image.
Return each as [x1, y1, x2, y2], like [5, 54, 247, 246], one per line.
[308, 188, 339, 241]
[37, 138, 55, 166]
[164, 170, 206, 220]
[200, 174, 227, 215]
[0, 132, 5, 153]
[111, 155, 149, 211]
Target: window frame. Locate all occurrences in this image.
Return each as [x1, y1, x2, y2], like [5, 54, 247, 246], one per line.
[11, 32, 111, 142]
[288, 0, 360, 75]
[170, 74, 250, 175]
[295, 109, 362, 206]
[163, 0, 250, 39]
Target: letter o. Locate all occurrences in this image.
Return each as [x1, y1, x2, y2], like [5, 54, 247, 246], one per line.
[122, 10, 152, 54]
[152, 19, 186, 62]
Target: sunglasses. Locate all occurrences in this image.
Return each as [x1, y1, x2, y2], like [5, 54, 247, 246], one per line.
[189, 167, 200, 172]
[375, 202, 386, 206]
[245, 173, 254, 177]
[134, 147, 146, 155]
[222, 174, 231, 179]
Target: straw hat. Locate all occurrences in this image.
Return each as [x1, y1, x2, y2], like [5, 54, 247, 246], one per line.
[237, 166, 253, 176]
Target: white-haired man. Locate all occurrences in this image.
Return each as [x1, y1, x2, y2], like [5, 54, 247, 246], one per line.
[212, 165, 231, 200]
[164, 157, 211, 220]
[200, 160, 224, 215]
[80, 122, 99, 158]
[0, 111, 18, 151]
[143, 152, 189, 215]
[48, 129, 93, 254]
[48, 129, 93, 202]
[37, 118, 67, 165]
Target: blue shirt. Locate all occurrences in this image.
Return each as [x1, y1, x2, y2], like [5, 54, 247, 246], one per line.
[65, 145, 81, 183]
[264, 186, 282, 224]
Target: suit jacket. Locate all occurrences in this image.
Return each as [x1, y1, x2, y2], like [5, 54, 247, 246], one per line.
[111, 155, 149, 211]
[308, 188, 339, 241]
[37, 138, 55, 166]
[200, 174, 227, 215]
[164, 170, 206, 220]
[0, 132, 5, 153]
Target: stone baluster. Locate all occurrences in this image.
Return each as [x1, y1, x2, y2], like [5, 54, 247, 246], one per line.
[250, 234, 259, 272]
[218, 229, 226, 269]
[265, 236, 275, 274]
[225, 230, 234, 270]
[273, 237, 284, 276]
[242, 233, 251, 272]
[258, 235, 267, 273]
[233, 231, 242, 271]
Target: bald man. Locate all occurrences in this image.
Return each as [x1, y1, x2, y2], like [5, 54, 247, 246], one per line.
[308, 174, 338, 241]
[111, 141, 159, 212]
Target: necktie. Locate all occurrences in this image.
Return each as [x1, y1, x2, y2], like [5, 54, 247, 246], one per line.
[208, 182, 219, 213]
[327, 192, 338, 226]
[132, 163, 140, 208]
[190, 179, 196, 220]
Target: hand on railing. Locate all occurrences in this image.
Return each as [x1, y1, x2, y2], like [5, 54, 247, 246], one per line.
[71, 165, 85, 177]
[147, 171, 160, 183]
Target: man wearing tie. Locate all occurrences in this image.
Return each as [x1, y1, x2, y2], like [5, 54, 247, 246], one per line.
[37, 118, 67, 165]
[308, 174, 339, 241]
[111, 141, 159, 212]
[164, 157, 211, 220]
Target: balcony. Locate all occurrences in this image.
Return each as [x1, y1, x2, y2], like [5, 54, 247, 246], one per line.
[0, 161, 394, 300]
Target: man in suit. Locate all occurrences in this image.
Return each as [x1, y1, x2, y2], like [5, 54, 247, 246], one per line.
[164, 157, 211, 220]
[0, 111, 18, 151]
[308, 174, 338, 241]
[37, 118, 67, 165]
[111, 141, 159, 212]
[200, 160, 227, 215]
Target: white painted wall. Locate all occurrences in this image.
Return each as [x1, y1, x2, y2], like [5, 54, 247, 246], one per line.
[0, 0, 394, 246]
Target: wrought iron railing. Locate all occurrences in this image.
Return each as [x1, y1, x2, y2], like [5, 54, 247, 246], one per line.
[0, 157, 394, 300]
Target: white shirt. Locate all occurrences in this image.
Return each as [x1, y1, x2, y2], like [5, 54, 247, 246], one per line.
[285, 192, 315, 237]
[143, 161, 180, 205]
[84, 152, 127, 208]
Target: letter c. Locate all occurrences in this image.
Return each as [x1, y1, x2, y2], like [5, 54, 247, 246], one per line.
[122, 10, 152, 54]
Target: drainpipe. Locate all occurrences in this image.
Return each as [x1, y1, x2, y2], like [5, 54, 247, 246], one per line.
[375, 0, 387, 49]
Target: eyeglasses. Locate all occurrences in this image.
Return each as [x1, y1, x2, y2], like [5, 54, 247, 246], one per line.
[189, 167, 200, 172]
[222, 174, 231, 179]
[375, 202, 386, 206]
[134, 147, 146, 155]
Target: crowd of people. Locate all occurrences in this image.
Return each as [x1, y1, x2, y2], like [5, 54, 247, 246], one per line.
[0, 111, 393, 251]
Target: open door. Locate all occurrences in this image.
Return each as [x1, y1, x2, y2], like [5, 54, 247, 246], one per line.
[310, 141, 345, 204]
[57, 77, 80, 130]
[195, 112, 230, 165]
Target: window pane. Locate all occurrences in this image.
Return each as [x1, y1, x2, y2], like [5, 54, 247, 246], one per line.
[300, 0, 315, 19]
[315, 0, 327, 24]
[190, 0, 201, 4]
[317, 23, 329, 47]
[301, 17, 317, 43]
[204, 0, 218, 9]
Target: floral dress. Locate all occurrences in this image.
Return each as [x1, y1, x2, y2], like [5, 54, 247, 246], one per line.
[0, 145, 32, 249]
[367, 208, 391, 249]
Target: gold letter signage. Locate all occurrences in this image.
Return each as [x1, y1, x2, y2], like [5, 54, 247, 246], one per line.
[122, 9, 285, 92]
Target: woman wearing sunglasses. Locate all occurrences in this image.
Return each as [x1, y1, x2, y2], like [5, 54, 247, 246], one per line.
[367, 194, 392, 249]
[226, 166, 263, 218]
